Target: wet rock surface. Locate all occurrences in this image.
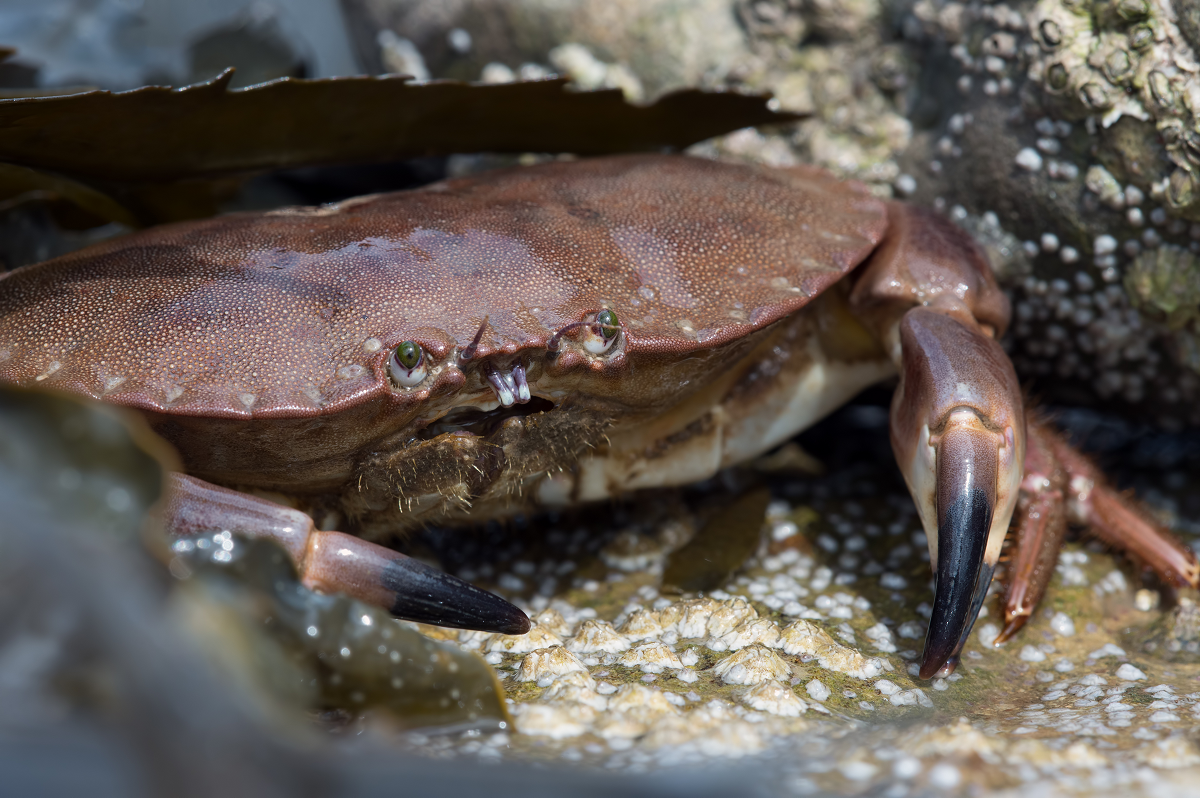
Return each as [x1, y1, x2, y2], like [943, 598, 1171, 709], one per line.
[360, 398, 1200, 795]
[341, 0, 1200, 428]
[6, 2, 1200, 794]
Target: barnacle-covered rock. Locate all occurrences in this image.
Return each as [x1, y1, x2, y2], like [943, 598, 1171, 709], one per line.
[618, 608, 664, 641]
[780, 619, 886, 679]
[739, 680, 810, 717]
[710, 643, 793, 685]
[608, 683, 681, 716]
[487, 625, 563, 654]
[657, 598, 721, 639]
[1125, 244, 1200, 330]
[531, 608, 573, 638]
[618, 641, 685, 673]
[515, 646, 588, 682]
[704, 597, 760, 638]
[565, 619, 631, 654]
[541, 671, 608, 711]
[708, 618, 783, 651]
[510, 702, 595, 738]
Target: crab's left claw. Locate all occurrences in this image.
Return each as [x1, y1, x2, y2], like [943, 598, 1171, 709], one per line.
[850, 205, 1024, 679]
[889, 309, 1024, 679]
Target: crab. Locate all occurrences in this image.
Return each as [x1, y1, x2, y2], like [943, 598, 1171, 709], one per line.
[0, 154, 1195, 679]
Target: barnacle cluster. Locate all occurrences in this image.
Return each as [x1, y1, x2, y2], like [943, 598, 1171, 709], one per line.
[892, 0, 1200, 424]
[1029, 0, 1200, 217]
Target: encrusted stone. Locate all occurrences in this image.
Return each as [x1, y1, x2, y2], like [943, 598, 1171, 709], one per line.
[740, 679, 809, 717]
[591, 683, 681, 739]
[643, 702, 766, 754]
[511, 702, 595, 738]
[516, 646, 588, 682]
[608, 683, 681, 715]
[566, 619, 631, 654]
[658, 598, 720, 638]
[705, 597, 759, 638]
[542, 672, 608, 711]
[780, 619, 885, 679]
[710, 643, 792, 685]
[618, 608, 664, 641]
[532, 608, 573, 638]
[488, 625, 563, 654]
[709, 617, 782, 651]
[618, 641, 684, 673]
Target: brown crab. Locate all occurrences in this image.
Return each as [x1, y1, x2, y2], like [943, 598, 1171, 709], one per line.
[0, 154, 1194, 679]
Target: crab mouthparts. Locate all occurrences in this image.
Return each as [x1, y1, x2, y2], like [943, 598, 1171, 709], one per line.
[482, 361, 531, 408]
[419, 396, 554, 441]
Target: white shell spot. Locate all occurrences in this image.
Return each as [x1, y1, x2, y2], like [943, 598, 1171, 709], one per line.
[1116, 663, 1147, 681]
[35, 360, 62, 381]
[769, 276, 791, 290]
[337, 364, 366, 380]
[102, 375, 126, 393]
[0, 348, 10, 361]
[164, 384, 184, 403]
[674, 318, 695, 333]
[362, 337, 382, 353]
[238, 392, 257, 410]
[302, 385, 323, 405]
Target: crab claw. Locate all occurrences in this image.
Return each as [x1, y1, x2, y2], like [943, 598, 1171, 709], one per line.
[921, 410, 1003, 678]
[888, 309, 1024, 680]
[163, 474, 531, 635]
[303, 532, 532, 634]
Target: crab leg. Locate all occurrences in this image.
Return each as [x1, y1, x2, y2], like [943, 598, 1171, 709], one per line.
[996, 416, 1198, 642]
[160, 474, 531, 634]
[850, 205, 1024, 679]
[994, 412, 1068, 643]
[1046, 425, 1199, 590]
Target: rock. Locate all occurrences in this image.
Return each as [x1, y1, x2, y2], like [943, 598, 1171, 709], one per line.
[511, 701, 595, 737]
[618, 609, 664, 641]
[618, 642, 684, 673]
[780, 619, 886, 679]
[708, 618, 782, 651]
[740, 679, 809, 716]
[703, 598, 760, 638]
[516, 646, 588, 682]
[487, 625, 563, 654]
[657, 598, 721, 639]
[710, 643, 792, 685]
[531, 608, 573, 638]
[565, 620, 631, 654]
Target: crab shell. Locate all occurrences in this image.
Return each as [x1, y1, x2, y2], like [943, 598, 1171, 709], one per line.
[0, 155, 896, 529]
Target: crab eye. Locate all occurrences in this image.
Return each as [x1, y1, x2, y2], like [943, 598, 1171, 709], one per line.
[583, 309, 620, 355]
[389, 340, 428, 387]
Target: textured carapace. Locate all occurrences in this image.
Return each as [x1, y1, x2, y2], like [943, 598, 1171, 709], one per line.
[0, 155, 886, 421]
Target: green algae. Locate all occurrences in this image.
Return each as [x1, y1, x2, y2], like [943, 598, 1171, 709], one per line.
[1124, 244, 1200, 330]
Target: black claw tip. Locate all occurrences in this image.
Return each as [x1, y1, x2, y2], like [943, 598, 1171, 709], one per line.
[919, 487, 992, 679]
[381, 556, 530, 635]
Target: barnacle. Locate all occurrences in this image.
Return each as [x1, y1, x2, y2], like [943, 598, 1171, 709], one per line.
[1029, 0, 1200, 217]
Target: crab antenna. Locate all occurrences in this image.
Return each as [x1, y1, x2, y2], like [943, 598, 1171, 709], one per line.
[546, 320, 593, 353]
[459, 316, 490, 361]
[546, 317, 625, 353]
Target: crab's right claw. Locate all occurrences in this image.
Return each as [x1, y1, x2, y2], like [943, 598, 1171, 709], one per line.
[163, 474, 531, 635]
[889, 309, 1025, 680]
[302, 532, 533, 634]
